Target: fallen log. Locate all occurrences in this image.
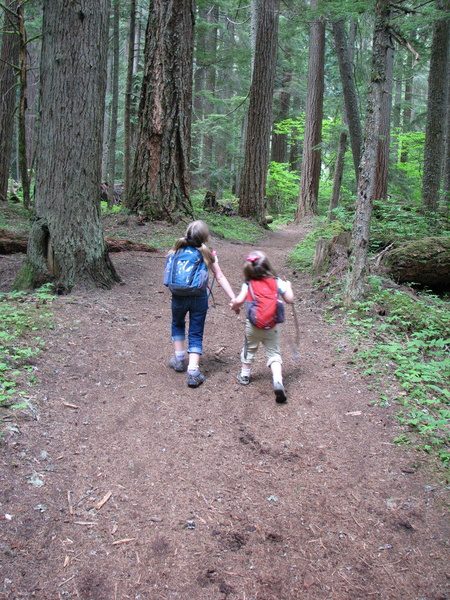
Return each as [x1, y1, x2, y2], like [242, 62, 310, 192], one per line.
[0, 230, 158, 255]
[0, 230, 28, 253]
[381, 236, 450, 291]
[104, 238, 158, 253]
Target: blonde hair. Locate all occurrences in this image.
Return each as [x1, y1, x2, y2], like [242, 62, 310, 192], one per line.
[170, 220, 214, 269]
[243, 250, 277, 280]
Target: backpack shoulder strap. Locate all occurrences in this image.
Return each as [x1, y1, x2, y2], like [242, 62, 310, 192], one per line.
[247, 280, 256, 300]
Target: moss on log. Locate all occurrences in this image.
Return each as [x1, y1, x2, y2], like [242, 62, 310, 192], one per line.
[383, 236, 450, 291]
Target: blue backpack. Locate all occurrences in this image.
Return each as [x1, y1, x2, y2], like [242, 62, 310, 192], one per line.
[163, 246, 209, 296]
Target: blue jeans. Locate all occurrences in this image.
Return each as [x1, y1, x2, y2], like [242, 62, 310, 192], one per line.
[171, 293, 209, 355]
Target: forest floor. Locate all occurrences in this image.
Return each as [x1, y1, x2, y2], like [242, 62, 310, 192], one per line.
[0, 214, 449, 600]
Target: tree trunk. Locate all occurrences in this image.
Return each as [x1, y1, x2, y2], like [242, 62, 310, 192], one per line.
[442, 38, 450, 213]
[17, 0, 30, 209]
[239, 0, 280, 223]
[123, 0, 136, 206]
[329, 20, 357, 217]
[24, 41, 38, 174]
[374, 43, 394, 200]
[191, 7, 207, 191]
[289, 95, 302, 171]
[400, 55, 413, 163]
[101, 52, 112, 183]
[329, 129, 347, 219]
[0, 1, 19, 202]
[107, 0, 120, 210]
[271, 68, 292, 164]
[22, 0, 121, 293]
[203, 5, 218, 176]
[295, 0, 325, 220]
[345, 0, 391, 306]
[332, 19, 362, 181]
[422, 0, 450, 213]
[128, 0, 195, 222]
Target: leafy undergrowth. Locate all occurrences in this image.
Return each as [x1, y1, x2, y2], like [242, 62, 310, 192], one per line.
[0, 285, 54, 428]
[102, 194, 265, 249]
[326, 276, 450, 466]
[0, 199, 30, 234]
[288, 217, 349, 270]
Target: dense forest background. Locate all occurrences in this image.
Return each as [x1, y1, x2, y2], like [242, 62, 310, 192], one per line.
[0, 0, 449, 297]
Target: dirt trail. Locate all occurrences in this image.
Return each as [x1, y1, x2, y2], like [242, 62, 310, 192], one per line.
[0, 224, 448, 600]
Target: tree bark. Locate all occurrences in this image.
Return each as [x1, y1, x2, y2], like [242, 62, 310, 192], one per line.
[128, 0, 195, 222]
[22, 0, 121, 293]
[107, 0, 120, 210]
[203, 5, 218, 175]
[374, 42, 394, 200]
[0, 1, 19, 202]
[239, 0, 280, 223]
[17, 0, 30, 209]
[191, 6, 207, 191]
[400, 55, 413, 163]
[422, 0, 450, 213]
[329, 21, 357, 216]
[123, 0, 136, 205]
[271, 68, 292, 164]
[332, 19, 362, 181]
[295, 0, 325, 220]
[345, 0, 391, 306]
[329, 129, 347, 219]
[101, 52, 111, 184]
[442, 35, 450, 213]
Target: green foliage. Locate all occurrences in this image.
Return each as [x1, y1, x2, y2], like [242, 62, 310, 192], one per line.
[289, 218, 349, 271]
[191, 191, 264, 244]
[273, 116, 305, 139]
[341, 276, 450, 464]
[0, 196, 31, 232]
[266, 162, 300, 218]
[101, 201, 122, 214]
[0, 286, 54, 411]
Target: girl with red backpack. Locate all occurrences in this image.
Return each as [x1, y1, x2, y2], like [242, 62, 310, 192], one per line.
[230, 251, 294, 403]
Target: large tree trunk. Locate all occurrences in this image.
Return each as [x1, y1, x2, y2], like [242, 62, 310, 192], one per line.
[239, 0, 280, 223]
[101, 52, 112, 184]
[374, 43, 394, 200]
[295, 0, 325, 220]
[128, 0, 195, 222]
[443, 42, 450, 213]
[345, 0, 391, 306]
[123, 0, 136, 205]
[203, 5, 218, 177]
[17, 0, 30, 209]
[329, 129, 347, 219]
[400, 55, 413, 163]
[329, 20, 357, 217]
[21, 0, 120, 293]
[191, 7, 207, 191]
[107, 0, 120, 210]
[271, 68, 292, 164]
[332, 19, 362, 181]
[0, 1, 19, 202]
[422, 0, 450, 213]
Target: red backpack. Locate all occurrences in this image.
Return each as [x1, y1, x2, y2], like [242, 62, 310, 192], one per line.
[246, 278, 285, 330]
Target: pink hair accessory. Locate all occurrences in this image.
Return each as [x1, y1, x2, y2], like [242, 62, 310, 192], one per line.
[246, 254, 258, 263]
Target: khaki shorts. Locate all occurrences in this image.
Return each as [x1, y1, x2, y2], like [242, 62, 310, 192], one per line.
[241, 320, 282, 366]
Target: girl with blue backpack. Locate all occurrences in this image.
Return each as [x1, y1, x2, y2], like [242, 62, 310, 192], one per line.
[164, 220, 236, 388]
